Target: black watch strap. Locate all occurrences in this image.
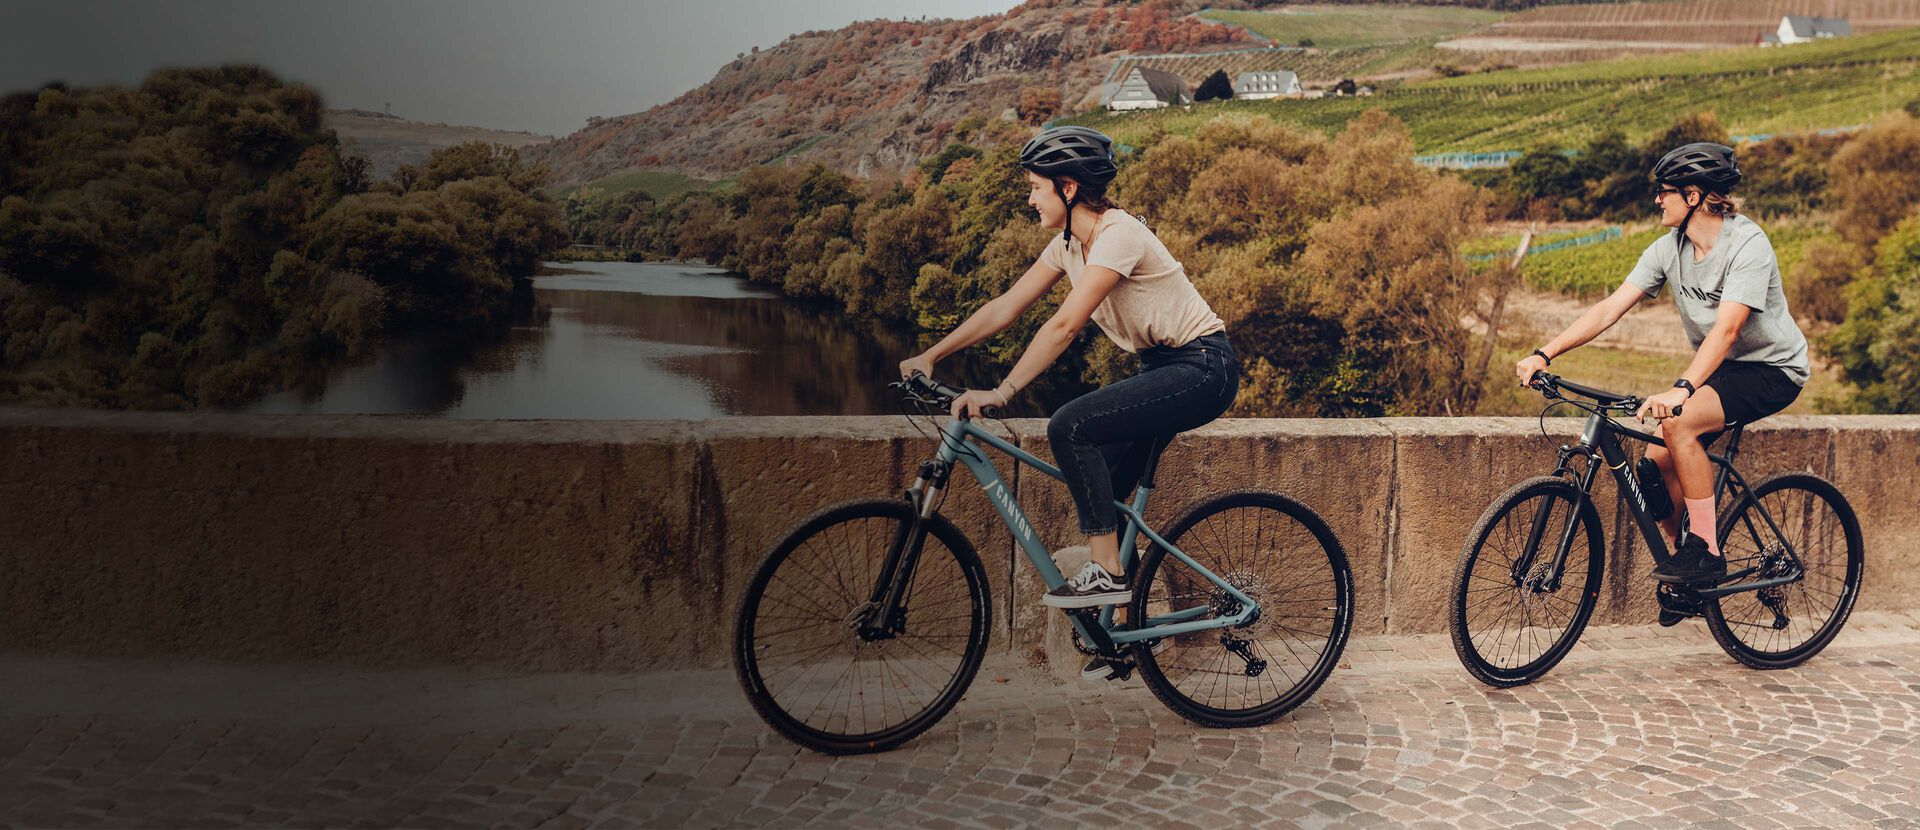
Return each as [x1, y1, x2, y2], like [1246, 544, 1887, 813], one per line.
[1532, 348, 1552, 365]
[1674, 378, 1696, 397]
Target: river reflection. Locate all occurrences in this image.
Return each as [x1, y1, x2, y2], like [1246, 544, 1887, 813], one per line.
[247, 261, 1090, 419]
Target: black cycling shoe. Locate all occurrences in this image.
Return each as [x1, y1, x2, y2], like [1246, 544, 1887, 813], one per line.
[1652, 533, 1727, 585]
[1656, 584, 1705, 627]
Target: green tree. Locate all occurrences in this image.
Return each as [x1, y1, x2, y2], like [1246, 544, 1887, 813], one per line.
[1826, 216, 1920, 412]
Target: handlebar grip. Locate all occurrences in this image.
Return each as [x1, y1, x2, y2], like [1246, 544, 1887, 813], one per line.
[1672, 404, 1683, 417]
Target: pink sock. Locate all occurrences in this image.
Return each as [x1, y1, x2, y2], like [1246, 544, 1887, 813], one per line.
[1685, 497, 1718, 556]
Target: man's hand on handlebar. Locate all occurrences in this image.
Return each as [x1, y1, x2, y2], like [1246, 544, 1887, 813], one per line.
[1516, 354, 1549, 388]
[1636, 387, 1689, 423]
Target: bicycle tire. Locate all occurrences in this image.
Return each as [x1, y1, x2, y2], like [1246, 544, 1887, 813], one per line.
[1130, 489, 1354, 728]
[1449, 476, 1605, 688]
[1704, 473, 1864, 670]
[733, 498, 990, 754]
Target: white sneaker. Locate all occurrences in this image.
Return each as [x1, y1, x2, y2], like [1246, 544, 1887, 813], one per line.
[1044, 561, 1129, 609]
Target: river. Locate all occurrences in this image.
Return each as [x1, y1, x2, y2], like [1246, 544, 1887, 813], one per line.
[247, 261, 1089, 419]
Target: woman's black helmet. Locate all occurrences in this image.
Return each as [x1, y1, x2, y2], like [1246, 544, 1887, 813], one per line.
[1019, 126, 1117, 187]
[1652, 142, 1741, 193]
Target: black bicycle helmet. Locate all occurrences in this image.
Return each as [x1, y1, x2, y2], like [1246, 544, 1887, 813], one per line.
[1019, 126, 1117, 187]
[1652, 142, 1741, 192]
[1020, 126, 1118, 243]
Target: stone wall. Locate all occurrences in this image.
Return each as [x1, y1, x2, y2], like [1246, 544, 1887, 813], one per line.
[4, 408, 1916, 671]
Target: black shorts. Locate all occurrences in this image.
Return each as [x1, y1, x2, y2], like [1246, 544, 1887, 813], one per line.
[1700, 360, 1801, 443]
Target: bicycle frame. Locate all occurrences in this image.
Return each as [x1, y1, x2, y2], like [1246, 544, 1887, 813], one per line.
[1525, 408, 1806, 599]
[869, 414, 1261, 659]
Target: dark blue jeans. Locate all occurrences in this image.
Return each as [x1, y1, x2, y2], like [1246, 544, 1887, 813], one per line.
[1047, 332, 1240, 536]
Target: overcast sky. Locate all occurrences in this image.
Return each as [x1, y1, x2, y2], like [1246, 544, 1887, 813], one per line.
[0, 0, 1024, 137]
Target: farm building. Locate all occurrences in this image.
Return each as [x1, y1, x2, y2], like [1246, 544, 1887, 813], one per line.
[1761, 15, 1851, 46]
[1235, 70, 1303, 100]
[1105, 67, 1191, 111]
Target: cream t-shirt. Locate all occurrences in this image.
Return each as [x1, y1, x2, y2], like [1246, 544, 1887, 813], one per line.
[1038, 210, 1225, 354]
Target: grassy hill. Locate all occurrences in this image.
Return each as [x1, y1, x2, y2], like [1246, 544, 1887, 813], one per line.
[1486, 0, 1920, 46]
[324, 110, 552, 180]
[1070, 26, 1920, 154]
[548, 169, 728, 202]
[1200, 4, 1505, 48]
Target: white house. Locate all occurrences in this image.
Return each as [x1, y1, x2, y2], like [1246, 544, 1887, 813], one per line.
[1765, 15, 1851, 46]
[1234, 71, 1303, 100]
[1105, 67, 1190, 111]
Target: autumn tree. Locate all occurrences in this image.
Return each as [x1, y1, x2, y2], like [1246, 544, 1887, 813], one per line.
[0, 69, 565, 410]
[1016, 86, 1062, 126]
[1828, 113, 1920, 249]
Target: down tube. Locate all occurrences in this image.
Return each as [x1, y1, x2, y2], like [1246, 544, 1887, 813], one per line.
[947, 435, 1067, 588]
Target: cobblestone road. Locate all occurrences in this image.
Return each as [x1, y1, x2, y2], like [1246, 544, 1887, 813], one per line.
[4, 614, 1919, 829]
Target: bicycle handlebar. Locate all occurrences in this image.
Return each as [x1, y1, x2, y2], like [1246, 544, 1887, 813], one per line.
[897, 373, 1002, 420]
[1529, 371, 1682, 417]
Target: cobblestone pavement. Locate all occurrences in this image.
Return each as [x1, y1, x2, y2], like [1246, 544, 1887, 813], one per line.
[4, 614, 1919, 829]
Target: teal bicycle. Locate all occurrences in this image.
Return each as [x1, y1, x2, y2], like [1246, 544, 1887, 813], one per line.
[734, 374, 1354, 754]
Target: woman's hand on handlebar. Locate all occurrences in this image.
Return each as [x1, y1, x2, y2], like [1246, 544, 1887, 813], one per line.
[1636, 387, 1688, 423]
[1516, 353, 1548, 388]
[899, 353, 935, 382]
[949, 389, 1002, 421]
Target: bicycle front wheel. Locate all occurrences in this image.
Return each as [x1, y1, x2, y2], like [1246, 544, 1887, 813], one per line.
[733, 499, 990, 754]
[1705, 473, 1864, 669]
[1449, 476, 1605, 688]
[1131, 490, 1353, 728]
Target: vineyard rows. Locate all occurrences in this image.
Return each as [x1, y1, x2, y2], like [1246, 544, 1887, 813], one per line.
[1491, 0, 1920, 45]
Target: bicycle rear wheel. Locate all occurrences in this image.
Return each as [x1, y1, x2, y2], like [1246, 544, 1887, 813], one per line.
[1449, 476, 1605, 688]
[1705, 473, 1864, 669]
[733, 499, 990, 754]
[1131, 490, 1353, 728]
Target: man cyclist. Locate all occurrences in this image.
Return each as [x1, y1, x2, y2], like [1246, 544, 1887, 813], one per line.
[1514, 142, 1809, 605]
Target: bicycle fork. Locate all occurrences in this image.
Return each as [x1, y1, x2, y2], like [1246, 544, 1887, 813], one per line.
[1511, 442, 1604, 593]
[854, 460, 950, 641]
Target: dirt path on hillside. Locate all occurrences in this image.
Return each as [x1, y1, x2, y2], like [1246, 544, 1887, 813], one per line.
[1478, 287, 1692, 354]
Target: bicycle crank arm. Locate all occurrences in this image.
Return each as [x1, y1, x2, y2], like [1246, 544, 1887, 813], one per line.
[1690, 567, 1803, 599]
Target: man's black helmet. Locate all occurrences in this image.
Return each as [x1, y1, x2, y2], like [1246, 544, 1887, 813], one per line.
[1652, 142, 1741, 192]
[1019, 126, 1117, 187]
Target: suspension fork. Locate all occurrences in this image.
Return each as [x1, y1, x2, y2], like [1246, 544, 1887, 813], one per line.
[859, 460, 949, 638]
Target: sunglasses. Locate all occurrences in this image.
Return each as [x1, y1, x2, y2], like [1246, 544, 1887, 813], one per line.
[1655, 186, 1686, 199]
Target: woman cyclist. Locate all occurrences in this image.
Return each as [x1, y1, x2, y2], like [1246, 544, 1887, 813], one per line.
[1515, 142, 1809, 596]
[898, 125, 1239, 623]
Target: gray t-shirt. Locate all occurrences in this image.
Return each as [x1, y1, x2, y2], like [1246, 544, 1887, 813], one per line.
[1624, 214, 1809, 386]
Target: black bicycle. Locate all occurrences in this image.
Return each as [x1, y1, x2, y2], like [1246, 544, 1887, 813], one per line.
[1449, 372, 1864, 687]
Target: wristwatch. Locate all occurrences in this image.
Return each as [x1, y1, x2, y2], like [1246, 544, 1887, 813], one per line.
[1531, 348, 1552, 365]
[1673, 378, 1696, 398]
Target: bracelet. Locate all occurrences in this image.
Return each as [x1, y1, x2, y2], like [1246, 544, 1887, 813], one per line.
[1532, 348, 1552, 365]
[994, 388, 1009, 407]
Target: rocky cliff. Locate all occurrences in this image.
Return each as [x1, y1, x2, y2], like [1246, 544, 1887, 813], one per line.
[531, 1, 1255, 187]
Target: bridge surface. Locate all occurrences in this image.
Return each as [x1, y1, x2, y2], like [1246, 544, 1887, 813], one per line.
[4, 613, 1917, 829]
